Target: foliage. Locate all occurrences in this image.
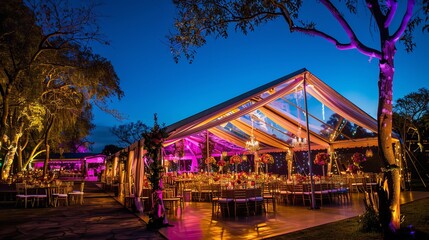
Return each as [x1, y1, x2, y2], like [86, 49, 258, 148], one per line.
[359, 206, 382, 233]
[101, 144, 122, 156]
[111, 121, 148, 147]
[0, 0, 123, 178]
[393, 88, 429, 153]
[142, 114, 169, 191]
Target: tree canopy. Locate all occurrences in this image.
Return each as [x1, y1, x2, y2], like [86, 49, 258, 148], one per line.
[0, 0, 123, 178]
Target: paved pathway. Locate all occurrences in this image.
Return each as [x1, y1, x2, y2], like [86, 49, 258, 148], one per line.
[0, 182, 165, 240]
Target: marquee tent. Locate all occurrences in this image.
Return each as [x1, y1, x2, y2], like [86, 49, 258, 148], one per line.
[161, 68, 397, 161]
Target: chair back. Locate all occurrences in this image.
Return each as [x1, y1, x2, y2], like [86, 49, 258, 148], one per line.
[16, 183, 27, 195]
[233, 189, 247, 200]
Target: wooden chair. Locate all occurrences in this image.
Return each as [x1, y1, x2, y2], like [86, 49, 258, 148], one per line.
[217, 189, 233, 217]
[52, 186, 69, 207]
[162, 188, 180, 211]
[233, 189, 249, 218]
[210, 184, 221, 215]
[263, 182, 277, 212]
[15, 183, 34, 208]
[248, 188, 265, 215]
[27, 186, 48, 207]
[68, 182, 85, 205]
[124, 183, 135, 209]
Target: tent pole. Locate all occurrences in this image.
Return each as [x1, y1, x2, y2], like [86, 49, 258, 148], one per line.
[303, 73, 317, 209]
[206, 130, 209, 172]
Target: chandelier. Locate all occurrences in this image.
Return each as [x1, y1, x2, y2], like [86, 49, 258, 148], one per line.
[292, 126, 307, 147]
[292, 136, 307, 147]
[246, 117, 259, 152]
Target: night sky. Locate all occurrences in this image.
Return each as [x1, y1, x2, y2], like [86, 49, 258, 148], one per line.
[88, 1, 429, 152]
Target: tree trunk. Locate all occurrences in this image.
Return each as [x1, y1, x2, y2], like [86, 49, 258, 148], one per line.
[377, 39, 401, 234]
[1, 145, 17, 181]
[1, 132, 21, 181]
[43, 118, 54, 177]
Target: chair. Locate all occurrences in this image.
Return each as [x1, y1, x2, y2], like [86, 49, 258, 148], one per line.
[217, 189, 233, 217]
[27, 186, 48, 207]
[263, 182, 277, 212]
[52, 186, 69, 207]
[248, 188, 265, 215]
[15, 183, 34, 208]
[314, 183, 331, 207]
[162, 188, 180, 211]
[68, 182, 85, 205]
[123, 183, 135, 209]
[233, 189, 249, 218]
[198, 182, 212, 202]
[291, 183, 311, 206]
[210, 184, 221, 215]
[278, 183, 291, 205]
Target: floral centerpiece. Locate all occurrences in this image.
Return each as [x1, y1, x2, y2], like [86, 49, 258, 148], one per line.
[261, 153, 274, 164]
[205, 156, 216, 164]
[314, 152, 329, 166]
[352, 152, 366, 164]
[230, 155, 242, 164]
[314, 152, 330, 177]
[217, 158, 226, 173]
[349, 152, 366, 174]
[230, 155, 242, 172]
[217, 159, 226, 166]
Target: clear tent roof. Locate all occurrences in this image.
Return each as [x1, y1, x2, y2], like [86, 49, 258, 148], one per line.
[162, 68, 381, 159]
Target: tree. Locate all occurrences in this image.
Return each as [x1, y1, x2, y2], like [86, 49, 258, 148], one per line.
[393, 88, 429, 153]
[0, 0, 124, 179]
[101, 144, 122, 156]
[111, 121, 148, 147]
[169, 0, 428, 235]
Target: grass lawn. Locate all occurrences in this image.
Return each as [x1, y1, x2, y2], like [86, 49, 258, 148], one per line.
[273, 196, 429, 240]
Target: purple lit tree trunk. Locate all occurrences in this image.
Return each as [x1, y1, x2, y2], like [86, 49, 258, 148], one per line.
[377, 40, 401, 231]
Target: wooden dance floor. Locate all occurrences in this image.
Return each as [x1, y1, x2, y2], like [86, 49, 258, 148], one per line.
[138, 191, 429, 240]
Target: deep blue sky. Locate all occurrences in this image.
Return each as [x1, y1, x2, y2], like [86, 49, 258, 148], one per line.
[88, 1, 429, 152]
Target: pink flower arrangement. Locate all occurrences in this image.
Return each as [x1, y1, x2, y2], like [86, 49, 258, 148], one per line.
[217, 159, 226, 166]
[205, 156, 216, 164]
[230, 155, 242, 164]
[352, 152, 366, 164]
[314, 152, 329, 166]
[261, 153, 274, 164]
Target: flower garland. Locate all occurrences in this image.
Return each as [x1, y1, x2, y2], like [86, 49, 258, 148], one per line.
[314, 152, 329, 166]
[205, 156, 216, 164]
[230, 155, 242, 164]
[261, 153, 274, 164]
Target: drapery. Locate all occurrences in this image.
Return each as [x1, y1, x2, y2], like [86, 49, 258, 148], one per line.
[134, 140, 145, 213]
